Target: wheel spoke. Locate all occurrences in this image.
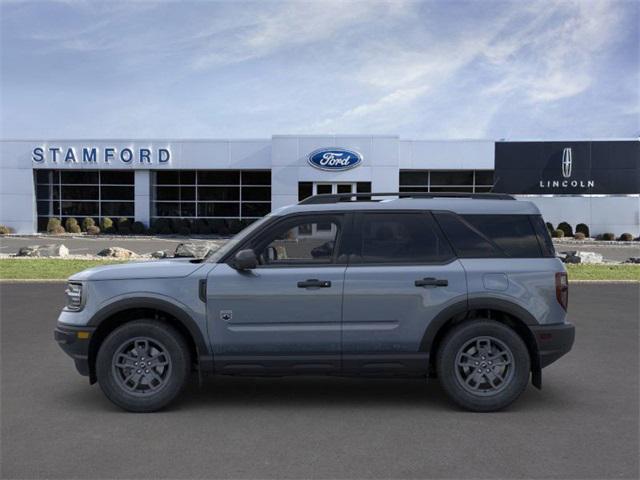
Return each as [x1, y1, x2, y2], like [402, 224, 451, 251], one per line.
[455, 335, 514, 396]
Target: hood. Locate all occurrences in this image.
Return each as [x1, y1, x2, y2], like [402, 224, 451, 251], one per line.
[69, 258, 207, 281]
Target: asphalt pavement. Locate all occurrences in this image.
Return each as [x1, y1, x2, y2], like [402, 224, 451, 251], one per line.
[0, 283, 638, 479]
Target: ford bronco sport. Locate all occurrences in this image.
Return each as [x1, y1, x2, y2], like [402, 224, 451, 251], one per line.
[55, 192, 575, 412]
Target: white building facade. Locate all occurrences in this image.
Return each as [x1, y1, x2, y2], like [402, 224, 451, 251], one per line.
[0, 136, 638, 235]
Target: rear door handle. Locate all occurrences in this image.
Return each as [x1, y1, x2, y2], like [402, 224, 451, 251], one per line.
[415, 278, 448, 287]
[297, 279, 332, 288]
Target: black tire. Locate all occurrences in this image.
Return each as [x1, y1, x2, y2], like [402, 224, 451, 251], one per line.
[96, 320, 191, 412]
[436, 320, 530, 412]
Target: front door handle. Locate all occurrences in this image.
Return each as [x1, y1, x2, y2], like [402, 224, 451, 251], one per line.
[297, 279, 332, 288]
[415, 277, 448, 287]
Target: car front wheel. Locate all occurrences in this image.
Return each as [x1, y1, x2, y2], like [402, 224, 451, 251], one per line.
[436, 320, 530, 412]
[96, 320, 191, 412]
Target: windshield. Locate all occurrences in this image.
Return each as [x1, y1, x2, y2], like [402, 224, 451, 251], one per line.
[205, 215, 273, 263]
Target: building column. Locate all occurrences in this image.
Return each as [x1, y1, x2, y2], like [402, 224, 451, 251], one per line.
[134, 170, 151, 226]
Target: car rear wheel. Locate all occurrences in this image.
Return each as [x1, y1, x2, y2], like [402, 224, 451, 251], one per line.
[96, 320, 191, 412]
[436, 320, 530, 412]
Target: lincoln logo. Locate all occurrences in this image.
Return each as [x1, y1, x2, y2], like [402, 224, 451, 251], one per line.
[562, 147, 572, 178]
[308, 148, 362, 171]
[539, 147, 595, 189]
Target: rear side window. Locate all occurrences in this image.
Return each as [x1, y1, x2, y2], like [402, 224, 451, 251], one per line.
[530, 215, 556, 257]
[433, 212, 500, 258]
[355, 212, 454, 264]
[463, 215, 543, 258]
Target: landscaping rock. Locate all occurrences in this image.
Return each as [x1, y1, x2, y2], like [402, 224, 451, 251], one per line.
[624, 257, 640, 264]
[97, 247, 137, 258]
[174, 243, 211, 258]
[17, 244, 69, 257]
[561, 251, 604, 264]
[151, 250, 168, 259]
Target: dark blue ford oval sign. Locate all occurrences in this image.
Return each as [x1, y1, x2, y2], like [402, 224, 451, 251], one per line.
[307, 148, 362, 171]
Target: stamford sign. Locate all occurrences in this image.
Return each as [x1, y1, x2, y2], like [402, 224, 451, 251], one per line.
[32, 146, 171, 165]
[308, 147, 362, 171]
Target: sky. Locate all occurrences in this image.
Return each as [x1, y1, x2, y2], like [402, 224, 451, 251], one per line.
[1, 0, 638, 140]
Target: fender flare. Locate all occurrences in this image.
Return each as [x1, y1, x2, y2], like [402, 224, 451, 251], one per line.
[88, 296, 212, 370]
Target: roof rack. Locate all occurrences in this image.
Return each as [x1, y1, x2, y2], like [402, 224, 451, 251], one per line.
[298, 192, 515, 205]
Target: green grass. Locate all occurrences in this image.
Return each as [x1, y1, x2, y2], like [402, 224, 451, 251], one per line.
[566, 264, 640, 281]
[0, 259, 638, 281]
[0, 259, 125, 279]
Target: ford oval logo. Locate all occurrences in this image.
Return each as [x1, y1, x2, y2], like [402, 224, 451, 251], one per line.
[307, 148, 362, 171]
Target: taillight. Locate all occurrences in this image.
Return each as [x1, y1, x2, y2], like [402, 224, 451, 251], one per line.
[555, 272, 569, 311]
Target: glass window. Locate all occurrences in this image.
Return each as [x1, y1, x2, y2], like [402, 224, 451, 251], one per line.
[242, 171, 271, 185]
[100, 171, 134, 184]
[462, 215, 542, 258]
[198, 171, 239, 185]
[530, 215, 555, 258]
[156, 187, 180, 201]
[154, 202, 180, 217]
[36, 170, 51, 184]
[434, 212, 499, 258]
[60, 171, 99, 184]
[61, 201, 99, 216]
[242, 186, 270, 201]
[101, 202, 134, 217]
[197, 202, 239, 217]
[430, 171, 474, 186]
[256, 217, 341, 265]
[36, 185, 50, 199]
[475, 171, 494, 186]
[155, 171, 180, 185]
[357, 213, 454, 264]
[61, 186, 99, 200]
[242, 203, 271, 217]
[298, 182, 313, 201]
[400, 171, 428, 185]
[198, 186, 240, 201]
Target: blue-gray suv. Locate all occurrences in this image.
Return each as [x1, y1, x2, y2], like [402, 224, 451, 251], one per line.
[55, 192, 575, 412]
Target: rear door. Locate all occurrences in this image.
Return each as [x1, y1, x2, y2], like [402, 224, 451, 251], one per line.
[341, 211, 467, 374]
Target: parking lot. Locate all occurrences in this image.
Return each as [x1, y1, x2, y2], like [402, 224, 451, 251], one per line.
[1, 282, 638, 479]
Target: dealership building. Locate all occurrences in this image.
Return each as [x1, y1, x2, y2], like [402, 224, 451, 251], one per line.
[0, 136, 638, 235]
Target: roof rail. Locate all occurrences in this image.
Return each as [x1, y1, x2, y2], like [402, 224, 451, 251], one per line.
[298, 192, 516, 205]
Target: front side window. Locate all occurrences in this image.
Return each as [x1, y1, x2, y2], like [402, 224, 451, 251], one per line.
[355, 212, 454, 264]
[255, 216, 342, 266]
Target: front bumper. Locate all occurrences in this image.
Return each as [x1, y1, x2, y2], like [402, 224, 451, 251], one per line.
[54, 324, 95, 376]
[530, 322, 575, 368]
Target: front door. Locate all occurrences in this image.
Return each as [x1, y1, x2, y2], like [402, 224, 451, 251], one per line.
[207, 213, 348, 374]
[341, 211, 467, 374]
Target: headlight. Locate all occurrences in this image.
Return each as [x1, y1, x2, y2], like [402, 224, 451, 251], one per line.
[64, 282, 84, 311]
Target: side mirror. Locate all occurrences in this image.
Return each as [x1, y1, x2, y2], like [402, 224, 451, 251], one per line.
[233, 249, 258, 270]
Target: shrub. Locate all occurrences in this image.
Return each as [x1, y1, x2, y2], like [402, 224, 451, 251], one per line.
[65, 217, 79, 230]
[557, 222, 573, 238]
[195, 219, 212, 235]
[50, 225, 66, 235]
[131, 221, 146, 234]
[152, 218, 173, 235]
[575, 223, 590, 237]
[100, 217, 114, 233]
[47, 218, 63, 234]
[81, 217, 95, 231]
[545, 222, 554, 233]
[573, 232, 586, 240]
[0, 224, 13, 234]
[551, 229, 565, 238]
[117, 217, 131, 234]
[86, 225, 101, 235]
[618, 233, 633, 242]
[599, 232, 615, 241]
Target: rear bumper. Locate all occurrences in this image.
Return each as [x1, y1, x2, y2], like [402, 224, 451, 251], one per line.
[530, 322, 575, 368]
[54, 324, 95, 376]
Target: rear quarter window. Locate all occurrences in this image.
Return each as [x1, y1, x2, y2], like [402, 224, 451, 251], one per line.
[462, 214, 544, 258]
[434, 212, 547, 258]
